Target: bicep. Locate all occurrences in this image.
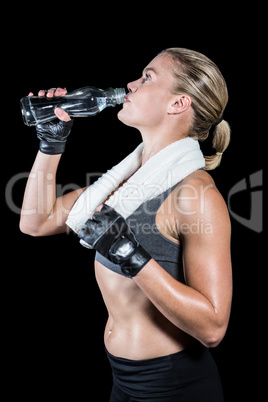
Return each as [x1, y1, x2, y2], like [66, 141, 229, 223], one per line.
[38, 187, 86, 236]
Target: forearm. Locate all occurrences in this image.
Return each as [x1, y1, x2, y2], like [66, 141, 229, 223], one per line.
[133, 259, 225, 347]
[20, 151, 61, 235]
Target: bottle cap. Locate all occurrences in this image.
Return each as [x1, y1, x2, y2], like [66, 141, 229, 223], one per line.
[114, 88, 126, 104]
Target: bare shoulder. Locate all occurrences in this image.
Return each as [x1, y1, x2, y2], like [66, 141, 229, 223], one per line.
[174, 169, 226, 212]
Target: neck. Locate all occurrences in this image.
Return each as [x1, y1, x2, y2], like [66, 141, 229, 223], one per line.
[141, 131, 188, 165]
[139, 118, 191, 165]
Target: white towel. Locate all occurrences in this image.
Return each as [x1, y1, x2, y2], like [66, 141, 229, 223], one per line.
[66, 137, 205, 233]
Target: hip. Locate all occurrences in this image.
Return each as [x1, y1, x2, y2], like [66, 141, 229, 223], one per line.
[106, 342, 224, 402]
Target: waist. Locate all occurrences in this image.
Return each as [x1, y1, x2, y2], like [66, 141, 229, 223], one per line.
[105, 341, 201, 367]
[105, 342, 214, 399]
[104, 316, 192, 361]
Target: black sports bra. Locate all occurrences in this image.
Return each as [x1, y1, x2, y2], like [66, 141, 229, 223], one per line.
[95, 183, 184, 282]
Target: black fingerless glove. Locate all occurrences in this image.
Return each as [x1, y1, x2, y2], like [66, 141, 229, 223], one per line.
[36, 119, 74, 155]
[78, 205, 151, 278]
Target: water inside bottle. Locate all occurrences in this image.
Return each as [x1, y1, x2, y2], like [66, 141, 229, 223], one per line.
[20, 86, 126, 126]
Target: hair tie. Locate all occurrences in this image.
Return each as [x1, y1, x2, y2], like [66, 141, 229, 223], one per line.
[213, 115, 223, 127]
[216, 151, 223, 156]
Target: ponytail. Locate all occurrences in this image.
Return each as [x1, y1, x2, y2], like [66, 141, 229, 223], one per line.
[205, 120, 231, 170]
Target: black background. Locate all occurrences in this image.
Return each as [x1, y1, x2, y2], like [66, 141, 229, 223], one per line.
[4, 7, 264, 401]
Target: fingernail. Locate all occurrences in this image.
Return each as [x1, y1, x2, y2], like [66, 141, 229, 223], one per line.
[55, 108, 63, 116]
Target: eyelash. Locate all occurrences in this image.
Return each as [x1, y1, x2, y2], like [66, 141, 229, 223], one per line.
[142, 73, 151, 83]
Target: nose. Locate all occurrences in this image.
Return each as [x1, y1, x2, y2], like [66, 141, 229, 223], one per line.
[127, 80, 138, 93]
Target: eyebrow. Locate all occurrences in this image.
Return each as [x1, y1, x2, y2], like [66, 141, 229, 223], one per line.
[142, 67, 157, 75]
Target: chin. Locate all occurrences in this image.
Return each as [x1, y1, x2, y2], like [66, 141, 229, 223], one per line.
[117, 109, 133, 127]
[117, 109, 123, 121]
[117, 109, 144, 131]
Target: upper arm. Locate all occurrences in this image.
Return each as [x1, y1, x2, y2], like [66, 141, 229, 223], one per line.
[26, 187, 86, 236]
[176, 177, 232, 324]
[47, 187, 87, 235]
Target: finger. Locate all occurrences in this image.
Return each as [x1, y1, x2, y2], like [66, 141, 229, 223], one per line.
[46, 88, 56, 98]
[91, 204, 104, 219]
[78, 220, 95, 239]
[38, 90, 46, 97]
[54, 108, 71, 122]
[54, 87, 67, 96]
[28, 92, 34, 96]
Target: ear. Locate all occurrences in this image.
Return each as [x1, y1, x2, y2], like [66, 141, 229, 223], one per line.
[167, 94, 192, 115]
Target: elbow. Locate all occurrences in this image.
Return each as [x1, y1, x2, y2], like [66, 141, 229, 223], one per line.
[19, 218, 42, 237]
[201, 334, 224, 349]
[199, 323, 228, 349]
[19, 224, 37, 237]
[197, 305, 231, 349]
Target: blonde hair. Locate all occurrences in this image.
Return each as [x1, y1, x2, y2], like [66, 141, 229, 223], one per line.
[160, 48, 231, 170]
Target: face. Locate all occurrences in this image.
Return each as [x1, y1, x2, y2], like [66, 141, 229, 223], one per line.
[117, 54, 176, 131]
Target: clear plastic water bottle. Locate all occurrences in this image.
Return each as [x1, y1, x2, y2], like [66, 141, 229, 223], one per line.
[20, 86, 126, 126]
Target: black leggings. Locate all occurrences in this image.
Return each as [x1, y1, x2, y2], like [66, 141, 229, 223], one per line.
[106, 342, 224, 402]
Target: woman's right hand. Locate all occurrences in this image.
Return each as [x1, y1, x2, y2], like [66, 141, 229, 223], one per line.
[31, 87, 74, 155]
[29, 87, 71, 121]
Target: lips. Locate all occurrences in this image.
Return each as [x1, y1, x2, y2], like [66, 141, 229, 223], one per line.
[124, 95, 131, 103]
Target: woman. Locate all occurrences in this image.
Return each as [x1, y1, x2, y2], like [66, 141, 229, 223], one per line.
[20, 48, 232, 401]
